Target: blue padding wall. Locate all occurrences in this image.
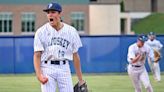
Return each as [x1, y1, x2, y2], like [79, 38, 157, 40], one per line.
[0, 35, 164, 74]
[14, 37, 34, 73]
[0, 37, 14, 73]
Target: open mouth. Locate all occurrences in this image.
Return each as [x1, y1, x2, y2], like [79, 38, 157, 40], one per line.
[49, 18, 53, 22]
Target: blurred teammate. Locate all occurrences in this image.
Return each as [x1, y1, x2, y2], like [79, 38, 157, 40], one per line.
[127, 34, 154, 92]
[145, 32, 163, 82]
[33, 2, 85, 92]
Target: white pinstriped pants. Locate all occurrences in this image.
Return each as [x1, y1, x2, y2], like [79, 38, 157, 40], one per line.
[41, 61, 73, 92]
[148, 58, 161, 81]
[128, 65, 153, 92]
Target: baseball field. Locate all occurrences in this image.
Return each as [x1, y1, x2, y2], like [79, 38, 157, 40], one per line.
[0, 73, 164, 92]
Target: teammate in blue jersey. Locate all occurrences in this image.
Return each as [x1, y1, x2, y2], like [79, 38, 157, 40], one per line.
[33, 2, 85, 92]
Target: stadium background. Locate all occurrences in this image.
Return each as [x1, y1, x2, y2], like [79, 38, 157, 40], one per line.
[1, 0, 164, 92]
[1, 0, 164, 74]
[0, 35, 164, 74]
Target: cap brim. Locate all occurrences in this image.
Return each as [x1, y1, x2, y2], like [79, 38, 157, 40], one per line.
[138, 37, 146, 42]
[43, 9, 54, 12]
[43, 9, 47, 12]
[43, 9, 61, 12]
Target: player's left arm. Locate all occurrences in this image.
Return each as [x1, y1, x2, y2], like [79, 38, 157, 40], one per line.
[156, 40, 163, 51]
[72, 29, 85, 85]
[73, 52, 85, 85]
[158, 41, 163, 50]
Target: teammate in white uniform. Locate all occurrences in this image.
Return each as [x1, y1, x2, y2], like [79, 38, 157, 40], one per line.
[145, 32, 163, 82]
[33, 2, 85, 92]
[127, 34, 154, 92]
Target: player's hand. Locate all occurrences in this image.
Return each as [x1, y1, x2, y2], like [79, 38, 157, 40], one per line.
[38, 74, 48, 84]
[136, 53, 141, 59]
[136, 53, 145, 62]
[78, 80, 86, 86]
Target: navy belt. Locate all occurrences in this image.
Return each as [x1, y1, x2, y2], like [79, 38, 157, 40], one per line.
[132, 65, 141, 67]
[45, 60, 66, 65]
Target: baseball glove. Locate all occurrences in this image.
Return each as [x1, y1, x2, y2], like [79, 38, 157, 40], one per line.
[154, 49, 161, 63]
[74, 82, 88, 92]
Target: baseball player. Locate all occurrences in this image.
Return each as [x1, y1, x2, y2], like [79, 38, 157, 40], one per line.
[33, 2, 85, 92]
[127, 34, 154, 92]
[145, 32, 163, 82]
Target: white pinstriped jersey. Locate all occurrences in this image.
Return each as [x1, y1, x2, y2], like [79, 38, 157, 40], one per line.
[145, 39, 163, 51]
[127, 43, 154, 92]
[127, 43, 154, 66]
[34, 22, 82, 62]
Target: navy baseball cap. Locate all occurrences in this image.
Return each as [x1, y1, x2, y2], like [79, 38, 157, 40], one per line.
[43, 2, 62, 12]
[138, 34, 147, 42]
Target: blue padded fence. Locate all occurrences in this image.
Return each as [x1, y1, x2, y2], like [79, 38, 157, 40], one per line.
[0, 35, 164, 74]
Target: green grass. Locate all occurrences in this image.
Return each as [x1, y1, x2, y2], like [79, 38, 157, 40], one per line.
[132, 13, 164, 34]
[0, 74, 164, 92]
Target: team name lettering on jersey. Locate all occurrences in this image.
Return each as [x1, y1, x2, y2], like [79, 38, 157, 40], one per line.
[148, 44, 156, 48]
[48, 37, 70, 49]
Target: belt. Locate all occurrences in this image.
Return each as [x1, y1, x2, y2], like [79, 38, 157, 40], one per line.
[132, 65, 141, 67]
[44, 60, 66, 65]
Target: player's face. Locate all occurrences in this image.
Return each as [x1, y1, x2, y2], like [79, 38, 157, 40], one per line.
[137, 40, 144, 47]
[46, 10, 61, 26]
[149, 35, 155, 41]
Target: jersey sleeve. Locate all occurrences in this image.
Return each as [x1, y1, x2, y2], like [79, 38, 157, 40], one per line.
[157, 40, 163, 50]
[127, 45, 135, 64]
[34, 31, 44, 52]
[72, 30, 82, 53]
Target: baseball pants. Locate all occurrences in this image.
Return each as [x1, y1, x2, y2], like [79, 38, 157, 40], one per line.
[128, 65, 153, 92]
[148, 58, 161, 81]
[41, 61, 73, 92]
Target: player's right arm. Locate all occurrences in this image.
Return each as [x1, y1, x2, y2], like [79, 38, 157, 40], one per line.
[33, 30, 48, 84]
[33, 51, 48, 84]
[33, 51, 42, 77]
[127, 45, 141, 64]
[34, 51, 48, 84]
[130, 53, 141, 63]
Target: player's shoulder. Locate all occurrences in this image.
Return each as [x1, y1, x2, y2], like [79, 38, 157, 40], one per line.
[62, 23, 79, 37]
[154, 39, 161, 43]
[129, 43, 136, 49]
[130, 43, 136, 47]
[35, 23, 49, 35]
[63, 23, 77, 32]
[37, 23, 49, 32]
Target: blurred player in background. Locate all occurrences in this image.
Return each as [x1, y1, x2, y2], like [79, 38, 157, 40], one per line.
[127, 34, 154, 92]
[145, 32, 163, 82]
